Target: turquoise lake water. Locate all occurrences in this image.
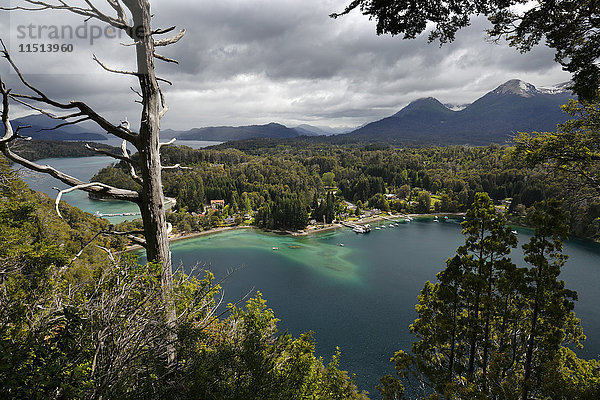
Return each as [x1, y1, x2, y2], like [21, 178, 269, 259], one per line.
[162, 221, 600, 396]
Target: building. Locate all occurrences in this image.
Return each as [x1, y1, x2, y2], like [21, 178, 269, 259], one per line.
[210, 199, 225, 209]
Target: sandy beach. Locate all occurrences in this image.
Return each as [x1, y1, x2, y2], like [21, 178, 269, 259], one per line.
[124, 212, 467, 251]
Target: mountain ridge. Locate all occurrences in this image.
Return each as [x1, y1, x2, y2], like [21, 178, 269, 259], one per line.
[14, 79, 573, 146]
[334, 79, 574, 145]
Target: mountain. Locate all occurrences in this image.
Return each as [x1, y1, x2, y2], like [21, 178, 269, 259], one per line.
[175, 122, 305, 141]
[11, 114, 108, 141]
[337, 79, 574, 145]
[294, 124, 355, 136]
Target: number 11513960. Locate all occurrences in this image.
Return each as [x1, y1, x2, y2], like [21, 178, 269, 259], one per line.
[19, 43, 74, 53]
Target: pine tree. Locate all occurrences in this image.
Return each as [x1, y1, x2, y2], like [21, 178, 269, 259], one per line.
[521, 199, 584, 400]
[382, 195, 591, 399]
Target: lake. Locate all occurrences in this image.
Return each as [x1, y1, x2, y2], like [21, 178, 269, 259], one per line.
[162, 220, 600, 397]
[16, 139, 221, 223]
[15, 153, 600, 397]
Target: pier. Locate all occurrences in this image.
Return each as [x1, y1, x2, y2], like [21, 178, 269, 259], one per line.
[341, 221, 371, 233]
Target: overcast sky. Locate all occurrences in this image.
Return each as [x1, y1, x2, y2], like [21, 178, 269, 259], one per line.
[0, 0, 572, 131]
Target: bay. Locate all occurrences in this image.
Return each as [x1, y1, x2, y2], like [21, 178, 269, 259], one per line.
[17, 156, 141, 223]
[163, 219, 600, 397]
[15, 139, 221, 223]
[13, 151, 600, 396]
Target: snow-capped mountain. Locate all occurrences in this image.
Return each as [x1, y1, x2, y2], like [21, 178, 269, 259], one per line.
[337, 80, 574, 145]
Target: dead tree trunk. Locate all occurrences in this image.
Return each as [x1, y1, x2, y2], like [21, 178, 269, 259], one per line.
[127, 0, 177, 365]
[0, 0, 186, 367]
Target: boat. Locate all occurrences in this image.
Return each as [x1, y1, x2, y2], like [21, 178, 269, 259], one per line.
[512, 230, 518, 234]
[444, 216, 448, 220]
[272, 247, 278, 250]
[339, 243, 345, 247]
[375, 227, 381, 230]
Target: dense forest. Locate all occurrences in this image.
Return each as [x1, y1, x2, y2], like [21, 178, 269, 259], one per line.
[92, 140, 600, 239]
[379, 194, 600, 399]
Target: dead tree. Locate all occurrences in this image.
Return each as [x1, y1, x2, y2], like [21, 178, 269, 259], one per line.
[0, 0, 185, 366]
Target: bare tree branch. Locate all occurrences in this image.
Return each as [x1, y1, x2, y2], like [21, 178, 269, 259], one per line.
[39, 117, 92, 132]
[101, 229, 146, 247]
[0, 0, 132, 31]
[54, 182, 136, 218]
[154, 53, 179, 64]
[154, 29, 185, 47]
[0, 73, 140, 204]
[84, 143, 131, 163]
[96, 245, 116, 263]
[162, 164, 192, 171]
[159, 138, 176, 148]
[0, 39, 139, 144]
[93, 54, 141, 77]
[156, 77, 173, 86]
[120, 140, 143, 185]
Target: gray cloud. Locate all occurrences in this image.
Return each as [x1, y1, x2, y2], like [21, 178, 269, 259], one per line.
[1, 1, 571, 130]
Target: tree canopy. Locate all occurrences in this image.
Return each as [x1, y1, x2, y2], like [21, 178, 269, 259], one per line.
[378, 195, 590, 399]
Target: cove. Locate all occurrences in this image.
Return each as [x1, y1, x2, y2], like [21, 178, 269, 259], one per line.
[162, 219, 600, 396]
[16, 143, 220, 223]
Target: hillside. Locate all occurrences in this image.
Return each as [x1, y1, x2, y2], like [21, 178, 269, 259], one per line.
[336, 80, 574, 145]
[175, 122, 305, 141]
[11, 114, 108, 141]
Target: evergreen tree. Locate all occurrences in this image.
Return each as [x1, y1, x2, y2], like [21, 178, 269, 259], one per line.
[325, 191, 335, 223]
[379, 194, 592, 398]
[521, 199, 585, 400]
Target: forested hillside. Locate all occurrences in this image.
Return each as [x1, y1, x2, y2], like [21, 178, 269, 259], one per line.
[93, 141, 600, 239]
[0, 157, 369, 399]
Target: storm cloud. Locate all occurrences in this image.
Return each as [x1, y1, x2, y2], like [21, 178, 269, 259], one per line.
[1, 0, 571, 130]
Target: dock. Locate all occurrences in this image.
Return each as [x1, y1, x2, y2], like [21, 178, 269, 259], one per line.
[341, 221, 371, 233]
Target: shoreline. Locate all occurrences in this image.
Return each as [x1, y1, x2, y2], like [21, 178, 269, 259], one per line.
[124, 212, 467, 251]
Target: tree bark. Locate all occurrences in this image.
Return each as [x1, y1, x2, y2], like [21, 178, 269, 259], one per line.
[125, 0, 176, 366]
[523, 258, 543, 400]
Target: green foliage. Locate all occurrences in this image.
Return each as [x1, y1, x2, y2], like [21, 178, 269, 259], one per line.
[382, 195, 594, 399]
[323, 171, 336, 187]
[184, 293, 369, 399]
[514, 99, 600, 196]
[93, 142, 600, 239]
[415, 191, 431, 213]
[368, 192, 390, 212]
[0, 157, 367, 398]
[541, 347, 600, 399]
